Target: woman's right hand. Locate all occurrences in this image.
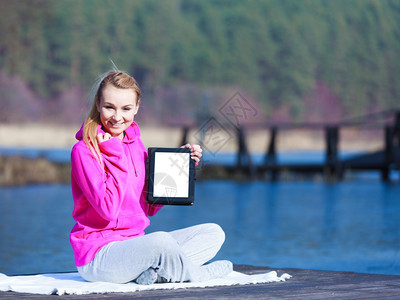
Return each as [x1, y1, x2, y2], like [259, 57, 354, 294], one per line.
[96, 132, 112, 143]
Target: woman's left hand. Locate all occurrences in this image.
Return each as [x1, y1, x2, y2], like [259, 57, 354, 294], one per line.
[181, 144, 202, 166]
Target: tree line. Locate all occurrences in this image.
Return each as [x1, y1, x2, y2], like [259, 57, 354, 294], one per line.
[0, 0, 399, 124]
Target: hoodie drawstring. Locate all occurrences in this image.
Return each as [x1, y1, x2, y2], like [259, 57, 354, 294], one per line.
[126, 140, 139, 177]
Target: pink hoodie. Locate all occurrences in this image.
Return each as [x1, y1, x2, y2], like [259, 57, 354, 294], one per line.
[69, 121, 162, 267]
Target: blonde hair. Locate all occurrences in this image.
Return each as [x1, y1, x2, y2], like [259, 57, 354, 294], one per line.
[83, 70, 142, 163]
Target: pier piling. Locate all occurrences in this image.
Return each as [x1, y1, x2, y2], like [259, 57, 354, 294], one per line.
[175, 110, 400, 182]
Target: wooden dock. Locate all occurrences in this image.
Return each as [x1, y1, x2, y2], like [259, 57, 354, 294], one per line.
[180, 110, 400, 181]
[1, 265, 399, 299]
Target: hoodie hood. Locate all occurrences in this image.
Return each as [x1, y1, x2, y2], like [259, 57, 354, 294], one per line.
[75, 121, 141, 144]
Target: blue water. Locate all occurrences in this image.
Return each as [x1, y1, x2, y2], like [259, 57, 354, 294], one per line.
[0, 180, 400, 276]
[0, 147, 71, 163]
[0, 146, 363, 165]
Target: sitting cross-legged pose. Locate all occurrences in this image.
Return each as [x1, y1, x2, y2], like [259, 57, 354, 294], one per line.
[69, 70, 232, 284]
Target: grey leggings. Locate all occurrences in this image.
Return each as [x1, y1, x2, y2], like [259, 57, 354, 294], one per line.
[77, 223, 226, 283]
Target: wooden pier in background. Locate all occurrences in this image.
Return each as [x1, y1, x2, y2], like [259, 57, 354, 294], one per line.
[178, 110, 400, 181]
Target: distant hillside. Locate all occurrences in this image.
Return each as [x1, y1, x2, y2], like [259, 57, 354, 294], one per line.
[0, 0, 399, 124]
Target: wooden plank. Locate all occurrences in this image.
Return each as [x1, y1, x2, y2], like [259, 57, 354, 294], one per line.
[1, 265, 399, 299]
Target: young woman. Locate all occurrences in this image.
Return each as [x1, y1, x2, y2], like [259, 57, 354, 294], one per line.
[70, 70, 232, 284]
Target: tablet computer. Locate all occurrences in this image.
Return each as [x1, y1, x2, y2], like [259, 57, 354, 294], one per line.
[146, 147, 195, 205]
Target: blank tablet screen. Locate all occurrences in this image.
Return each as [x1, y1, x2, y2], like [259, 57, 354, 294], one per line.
[147, 148, 195, 205]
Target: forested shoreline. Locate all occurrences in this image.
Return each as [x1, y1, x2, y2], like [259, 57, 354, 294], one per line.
[1, 0, 400, 125]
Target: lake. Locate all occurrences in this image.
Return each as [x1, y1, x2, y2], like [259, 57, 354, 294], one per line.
[1, 179, 400, 276]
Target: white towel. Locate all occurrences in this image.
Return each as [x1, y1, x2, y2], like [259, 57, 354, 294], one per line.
[0, 271, 291, 295]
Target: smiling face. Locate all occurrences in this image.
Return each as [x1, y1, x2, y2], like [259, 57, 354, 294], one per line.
[96, 84, 139, 139]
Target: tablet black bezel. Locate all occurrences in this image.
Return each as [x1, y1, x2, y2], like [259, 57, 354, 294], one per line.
[146, 147, 195, 205]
